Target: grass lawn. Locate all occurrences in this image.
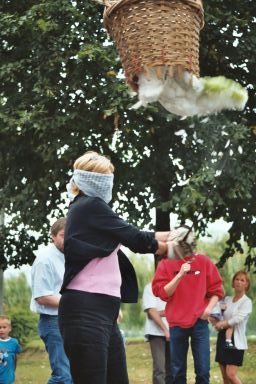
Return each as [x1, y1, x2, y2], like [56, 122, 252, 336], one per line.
[15, 338, 256, 383]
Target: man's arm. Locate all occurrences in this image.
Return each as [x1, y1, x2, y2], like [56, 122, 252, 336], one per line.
[35, 295, 60, 308]
[32, 258, 60, 309]
[158, 310, 166, 317]
[146, 308, 170, 340]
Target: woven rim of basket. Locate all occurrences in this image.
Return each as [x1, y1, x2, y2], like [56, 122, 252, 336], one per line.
[104, 0, 204, 30]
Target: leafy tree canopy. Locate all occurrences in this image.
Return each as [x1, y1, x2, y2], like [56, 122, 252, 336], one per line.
[0, 0, 255, 269]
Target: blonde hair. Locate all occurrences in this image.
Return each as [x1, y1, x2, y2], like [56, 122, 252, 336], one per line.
[0, 315, 11, 325]
[232, 270, 251, 292]
[71, 151, 114, 196]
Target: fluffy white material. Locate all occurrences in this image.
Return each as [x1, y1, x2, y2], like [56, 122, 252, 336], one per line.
[137, 67, 165, 105]
[131, 68, 248, 117]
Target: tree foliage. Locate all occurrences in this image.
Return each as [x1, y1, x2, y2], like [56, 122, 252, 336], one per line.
[121, 254, 154, 334]
[3, 272, 31, 309]
[3, 273, 38, 345]
[0, 0, 255, 268]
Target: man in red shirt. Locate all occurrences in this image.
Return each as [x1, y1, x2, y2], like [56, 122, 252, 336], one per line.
[152, 225, 223, 384]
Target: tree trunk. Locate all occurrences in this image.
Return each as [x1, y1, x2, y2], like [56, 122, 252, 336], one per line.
[154, 207, 170, 269]
[0, 209, 4, 313]
[0, 270, 3, 314]
[155, 207, 170, 231]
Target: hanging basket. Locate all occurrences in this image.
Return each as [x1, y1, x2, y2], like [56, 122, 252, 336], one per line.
[103, 0, 204, 91]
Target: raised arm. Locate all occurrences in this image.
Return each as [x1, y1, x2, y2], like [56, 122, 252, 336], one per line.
[152, 260, 191, 301]
[163, 263, 191, 297]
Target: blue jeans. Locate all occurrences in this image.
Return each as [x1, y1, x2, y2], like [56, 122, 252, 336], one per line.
[169, 319, 210, 384]
[39, 314, 73, 384]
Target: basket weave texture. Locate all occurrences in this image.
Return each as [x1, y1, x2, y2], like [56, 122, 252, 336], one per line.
[104, 0, 204, 91]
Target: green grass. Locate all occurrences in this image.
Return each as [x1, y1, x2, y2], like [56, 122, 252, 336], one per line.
[15, 338, 256, 384]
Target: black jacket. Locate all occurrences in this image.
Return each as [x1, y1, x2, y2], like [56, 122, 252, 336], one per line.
[61, 195, 158, 302]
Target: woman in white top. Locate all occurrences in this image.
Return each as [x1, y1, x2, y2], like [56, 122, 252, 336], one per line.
[214, 270, 252, 384]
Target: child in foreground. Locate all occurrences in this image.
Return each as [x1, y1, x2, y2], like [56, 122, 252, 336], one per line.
[0, 315, 21, 384]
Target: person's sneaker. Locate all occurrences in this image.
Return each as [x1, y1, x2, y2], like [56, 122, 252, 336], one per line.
[224, 341, 237, 350]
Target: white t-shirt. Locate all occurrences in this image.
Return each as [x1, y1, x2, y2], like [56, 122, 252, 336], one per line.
[30, 243, 64, 315]
[142, 283, 169, 338]
[224, 294, 252, 350]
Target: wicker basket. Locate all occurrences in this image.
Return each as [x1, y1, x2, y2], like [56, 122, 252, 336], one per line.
[103, 0, 204, 91]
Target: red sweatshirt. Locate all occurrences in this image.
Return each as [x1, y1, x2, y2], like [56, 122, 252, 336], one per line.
[152, 253, 223, 328]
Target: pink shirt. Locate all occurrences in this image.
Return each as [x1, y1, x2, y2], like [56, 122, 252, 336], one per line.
[67, 245, 122, 297]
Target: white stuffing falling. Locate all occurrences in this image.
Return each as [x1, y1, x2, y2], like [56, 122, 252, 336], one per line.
[131, 67, 248, 117]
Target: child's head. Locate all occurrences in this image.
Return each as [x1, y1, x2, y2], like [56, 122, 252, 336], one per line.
[0, 316, 12, 340]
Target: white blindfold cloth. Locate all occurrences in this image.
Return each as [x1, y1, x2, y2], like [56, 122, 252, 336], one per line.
[67, 169, 114, 204]
[167, 226, 195, 259]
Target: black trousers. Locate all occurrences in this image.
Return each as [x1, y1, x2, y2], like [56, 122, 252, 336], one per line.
[59, 290, 129, 384]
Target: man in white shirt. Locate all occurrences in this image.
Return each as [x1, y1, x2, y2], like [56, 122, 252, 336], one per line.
[142, 282, 172, 384]
[30, 218, 72, 384]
